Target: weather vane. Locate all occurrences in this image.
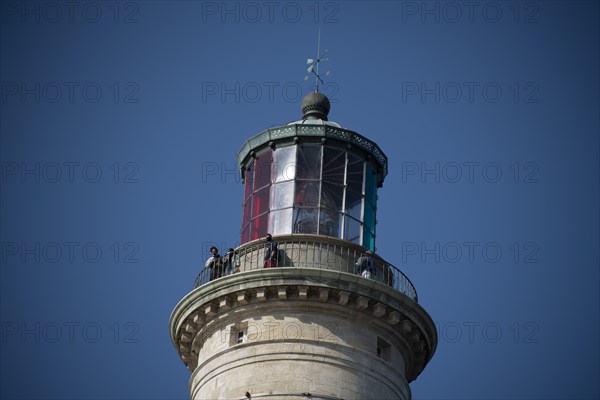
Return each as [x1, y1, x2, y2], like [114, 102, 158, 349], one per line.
[304, 26, 330, 93]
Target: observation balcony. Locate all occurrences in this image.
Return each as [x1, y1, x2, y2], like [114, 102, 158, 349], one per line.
[194, 234, 418, 302]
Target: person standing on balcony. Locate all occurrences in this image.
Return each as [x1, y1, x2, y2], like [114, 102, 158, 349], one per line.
[205, 246, 223, 280]
[356, 250, 374, 279]
[223, 248, 240, 275]
[264, 234, 278, 268]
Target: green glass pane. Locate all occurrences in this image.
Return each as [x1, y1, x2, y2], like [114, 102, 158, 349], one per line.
[365, 163, 377, 208]
[363, 203, 376, 251]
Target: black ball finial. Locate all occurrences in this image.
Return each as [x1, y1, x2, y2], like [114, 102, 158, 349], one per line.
[301, 92, 330, 121]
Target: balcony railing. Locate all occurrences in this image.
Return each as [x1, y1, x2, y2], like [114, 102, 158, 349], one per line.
[193, 235, 418, 302]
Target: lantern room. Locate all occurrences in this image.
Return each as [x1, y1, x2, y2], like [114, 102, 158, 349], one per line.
[237, 92, 388, 250]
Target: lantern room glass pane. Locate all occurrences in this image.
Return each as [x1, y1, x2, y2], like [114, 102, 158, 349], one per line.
[346, 153, 364, 222]
[344, 216, 361, 244]
[273, 145, 296, 182]
[254, 151, 273, 191]
[363, 203, 375, 235]
[271, 181, 294, 209]
[365, 163, 377, 208]
[319, 207, 340, 237]
[363, 203, 376, 250]
[250, 212, 269, 241]
[322, 147, 345, 186]
[295, 181, 320, 208]
[297, 145, 322, 180]
[269, 208, 293, 235]
[244, 162, 254, 202]
[363, 229, 375, 251]
[240, 224, 250, 244]
[346, 154, 364, 188]
[293, 206, 319, 234]
[363, 163, 377, 250]
[252, 187, 270, 217]
[321, 181, 344, 212]
[346, 187, 363, 221]
[242, 198, 251, 229]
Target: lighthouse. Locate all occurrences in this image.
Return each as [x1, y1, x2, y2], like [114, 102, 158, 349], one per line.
[169, 90, 437, 399]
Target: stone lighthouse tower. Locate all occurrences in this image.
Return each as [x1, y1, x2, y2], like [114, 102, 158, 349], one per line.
[169, 91, 437, 400]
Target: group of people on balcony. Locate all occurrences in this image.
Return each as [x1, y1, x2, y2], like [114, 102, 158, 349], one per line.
[194, 235, 404, 297]
[202, 235, 381, 284]
[204, 234, 279, 281]
[204, 246, 241, 280]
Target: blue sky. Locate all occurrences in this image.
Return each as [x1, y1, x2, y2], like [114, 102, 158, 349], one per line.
[1, 1, 598, 399]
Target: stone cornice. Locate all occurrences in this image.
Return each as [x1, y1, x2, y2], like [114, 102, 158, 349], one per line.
[169, 268, 437, 382]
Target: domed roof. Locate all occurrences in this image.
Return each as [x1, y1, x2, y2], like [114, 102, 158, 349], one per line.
[301, 92, 330, 121]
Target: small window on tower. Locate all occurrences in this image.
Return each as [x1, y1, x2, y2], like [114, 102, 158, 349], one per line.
[377, 337, 391, 361]
[230, 322, 249, 346]
[237, 330, 246, 344]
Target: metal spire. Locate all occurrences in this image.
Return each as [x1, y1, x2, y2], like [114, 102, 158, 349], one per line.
[305, 26, 330, 93]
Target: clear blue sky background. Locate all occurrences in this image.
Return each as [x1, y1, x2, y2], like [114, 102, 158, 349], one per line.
[1, 1, 598, 399]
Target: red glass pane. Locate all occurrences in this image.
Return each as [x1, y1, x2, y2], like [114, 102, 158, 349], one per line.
[252, 187, 270, 218]
[254, 151, 273, 191]
[244, 163, 254, 202]
[250, 213, 269, 241]
[242, 199, 251, 229]
[240, 224, 250, 244]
